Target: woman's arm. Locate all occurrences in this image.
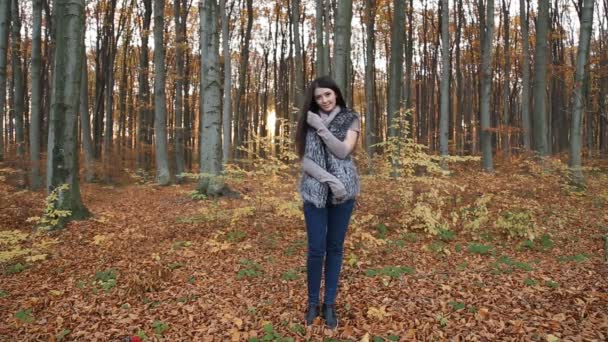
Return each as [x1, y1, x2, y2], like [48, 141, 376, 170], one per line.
[302, 157, 347, 199]
[315, 128, 358, 159]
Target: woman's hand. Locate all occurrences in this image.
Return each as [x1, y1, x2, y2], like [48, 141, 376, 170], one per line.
[306, 111, 325, 130]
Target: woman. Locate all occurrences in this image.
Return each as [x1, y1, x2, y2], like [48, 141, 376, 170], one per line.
[295, 75, 360, 330]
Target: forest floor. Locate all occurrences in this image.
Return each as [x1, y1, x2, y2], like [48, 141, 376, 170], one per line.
[0, 155, 607, 341]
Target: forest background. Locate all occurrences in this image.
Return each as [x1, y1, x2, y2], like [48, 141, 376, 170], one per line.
[0, 0, 607, 340]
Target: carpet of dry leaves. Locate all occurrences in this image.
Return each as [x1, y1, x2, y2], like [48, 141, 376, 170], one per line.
[1, 156, 607, 341]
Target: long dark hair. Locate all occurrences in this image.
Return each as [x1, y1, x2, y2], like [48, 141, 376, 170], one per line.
[295, 75, 347, 159]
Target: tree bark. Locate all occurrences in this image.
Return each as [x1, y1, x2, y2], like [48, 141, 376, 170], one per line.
[532, 0, 550, 156]
[500, 0, 511, 155]
[198, 0, 224, 195]
[153, 0, 170, 185]
[480, 0, 495, 171]
[387, 0, 405, 139]
[174, 0, 186, 177]
[569, 0, 594, 184]
[30, 0, 44, 188]
[333, 0, 352, 94]
[439, 0, 450, 163]
[137, 0, 152, 170]
[292, 0, 304, 109]
[364, 0, 376, 156]
[233, 0, 253, 159]
[520, 0, 531, 150]
[11, 0, 24, 158]
[220, 0, 232, 163]
[46, 0, 89, 225]
[81, 43, 95, 182]
[0, 0, 9, 162]
[315, 0, 328, 76]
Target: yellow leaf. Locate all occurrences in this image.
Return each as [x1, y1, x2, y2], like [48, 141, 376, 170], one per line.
[50, 290, 64, 296]
[26, 254, 47, 262]
[93, 235, 107, 245]
[546, 334, 560, 342]
[367, 306, 390, 321]
[360, 332, 370, 342]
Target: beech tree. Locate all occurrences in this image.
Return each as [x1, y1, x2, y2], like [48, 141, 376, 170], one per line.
[46, 0, 89, 225]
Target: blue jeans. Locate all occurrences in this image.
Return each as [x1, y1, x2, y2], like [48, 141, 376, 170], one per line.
[303, 199, 355, 306]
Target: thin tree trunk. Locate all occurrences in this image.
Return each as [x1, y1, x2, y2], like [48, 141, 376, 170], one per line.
[501, 0, 511, 155]
[81, 43, 95, 182]
[439, 0, 450, 163]
[532, 0, 550, 156]
[520, 0, 531, 150]
[387, 0, 405, 139]
[292, 0, 304, 108]
[570, 0, 594, 184]
[30, 0, 43, 188]
[364, 0, 376, 156]
[153, 0, 170, 185]
[174, 0, 185, 177]
[480, 0, 495, 171]
[220, 0, 231, 163]
[0, 0, 5, 161]
[233, 0, 253, 159]
[315, 0, 327, 76]
[137, 0, 152, 170]
[11, 0, 24, 158]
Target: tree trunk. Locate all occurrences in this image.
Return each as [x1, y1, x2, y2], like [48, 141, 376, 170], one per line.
[0, 0, 6, 161]
[153, 0, 170, 185]
[46, 0, 89, 226]
[174, 0, 186, 177]
[387, 0, 405, 139]
[220, 0, 232, 163]
[137, 0, 152, 170]
[81, 43, 95, 182]
[500, 0, 511, 155]
[520, 0, 531, 150]
[333, 0, 352, 94]
[315, 0, 328, 76]
[11, 0, 24, 158]
[364, 0, 376, 156]
[292, 0, 304, 109]
[480, 0, 495, 171]
[439, 0, 450, 163]
[198, 0, 224, 195]
[233, 0, 253, 159]
[532, 0, 550, 156]
[569, 0, 594, 184]
[30, 0, 44, 188]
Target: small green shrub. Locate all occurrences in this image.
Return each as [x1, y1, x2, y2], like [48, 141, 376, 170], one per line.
[94, 269, 117, 292]
[14, 309, 34, 324]
[280, 269, 300, 281]
[468, 243, 492, 255]
[495, 208, 536, 240]
[237, 259, 263, 279]
[365, 266, 414, 279]
[151, 320, 169, 336]
[5, 263, 27, 275]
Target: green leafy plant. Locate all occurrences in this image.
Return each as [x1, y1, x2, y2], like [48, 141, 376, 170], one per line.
[280, 269, 300, 281]
[248, 323, 293, 342]
[135, 329, 148, 340]
[152, 320, 169, 335]
[365, 266, 415, 279]
[523, 278, 538, 286]
[495, 208, 537, 240]
[95, 269, 117, 292]
[237, 259, 263, 279]
[436, 313, 449, 328]
[448, 301, 466, 311]
[15, 309, 34, 324]
[0, 290, 8, 298]
[226, 230, 247, 243]
[5, 262, 27, 275]
[26, 184, 72, 231]
[545, 280, 559, 289]
[167, 262, 185, 270]
[557, 254, 589, 263]
[56, 329, 71, 341]
[468, 243, 493, 255]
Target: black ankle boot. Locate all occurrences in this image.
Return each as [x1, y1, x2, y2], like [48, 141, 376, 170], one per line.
[304, 304, 319, 326]
[321, 303, 338, 329]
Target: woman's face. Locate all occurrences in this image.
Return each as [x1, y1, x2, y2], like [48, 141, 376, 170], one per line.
[314, 87, 337, 113]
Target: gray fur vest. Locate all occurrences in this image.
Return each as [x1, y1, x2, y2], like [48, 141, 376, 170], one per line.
[299, 108, 360, 208]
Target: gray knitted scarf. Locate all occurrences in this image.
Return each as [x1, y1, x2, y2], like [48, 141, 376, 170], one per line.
[299, 107, 360, 208]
